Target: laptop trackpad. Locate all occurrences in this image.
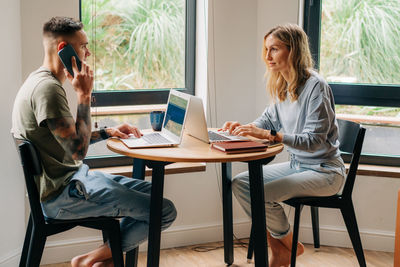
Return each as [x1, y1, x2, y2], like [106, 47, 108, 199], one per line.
[122, 138, 148, 147]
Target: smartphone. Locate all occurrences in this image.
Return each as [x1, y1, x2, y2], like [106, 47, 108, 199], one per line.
[58, 44, 82, 77]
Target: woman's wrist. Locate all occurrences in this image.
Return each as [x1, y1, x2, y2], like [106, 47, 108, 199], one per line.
[275, 132, 283, 142]
[263, 129, 270, 139]
[264, 129, 283, 142]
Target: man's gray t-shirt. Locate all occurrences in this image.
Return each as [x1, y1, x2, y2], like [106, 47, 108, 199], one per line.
[253, 71, 341, 164]
[12, 67, 81, 201]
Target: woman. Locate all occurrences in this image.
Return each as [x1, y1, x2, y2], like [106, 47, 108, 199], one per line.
[222, 24, 345, 267]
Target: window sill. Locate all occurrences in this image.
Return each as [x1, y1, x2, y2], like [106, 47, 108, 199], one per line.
[337, 113, 400, 126]
[92, 162, 206, 177]
[346, 163, 400, 178]
[92, 159, 400, 178]
[91, 104, 166, 116]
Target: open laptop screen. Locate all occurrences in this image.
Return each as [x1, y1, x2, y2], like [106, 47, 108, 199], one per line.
[163, 94, 188, 137]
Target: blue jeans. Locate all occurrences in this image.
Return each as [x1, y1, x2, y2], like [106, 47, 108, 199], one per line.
[232, 156, 345, 238]
[41, 164, 177, 251]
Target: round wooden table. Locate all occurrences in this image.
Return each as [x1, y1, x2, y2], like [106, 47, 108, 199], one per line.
[107, 133, 283, 267]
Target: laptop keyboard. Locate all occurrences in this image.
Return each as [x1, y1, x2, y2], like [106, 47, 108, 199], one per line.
[208, 131, 231, 141]
[142, 133, 171, 144]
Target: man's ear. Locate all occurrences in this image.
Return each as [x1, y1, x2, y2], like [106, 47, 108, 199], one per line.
[57, 41, 67, 52]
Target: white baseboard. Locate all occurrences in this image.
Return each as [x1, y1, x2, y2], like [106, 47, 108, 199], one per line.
[298, 224, 395, 253]
[1, 221, 395, 265]
[0, 248, 20, 267]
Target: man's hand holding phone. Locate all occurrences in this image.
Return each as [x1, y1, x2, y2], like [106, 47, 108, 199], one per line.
[58, 43, 93, 101]
[64, 56, 93, 100]
[58, 43, 82, 76]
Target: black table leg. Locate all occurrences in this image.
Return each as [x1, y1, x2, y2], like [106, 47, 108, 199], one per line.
[146, 161, 166, 267]
[248, 160, 268, 267]
[221, 162, 234, 265]
[133, 158, 146, 180]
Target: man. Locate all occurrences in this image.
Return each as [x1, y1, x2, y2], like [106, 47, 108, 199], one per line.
[12, 17, 176, 266]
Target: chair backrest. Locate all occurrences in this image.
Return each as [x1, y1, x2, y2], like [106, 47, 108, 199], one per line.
[337, 119, 366, 199]
[14, 138, 45, 225]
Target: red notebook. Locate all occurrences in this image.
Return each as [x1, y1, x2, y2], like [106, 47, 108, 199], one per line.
[211, 141, 267, 154]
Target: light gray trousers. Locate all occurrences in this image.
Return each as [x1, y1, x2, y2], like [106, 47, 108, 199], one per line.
[232, 156, 345, 238]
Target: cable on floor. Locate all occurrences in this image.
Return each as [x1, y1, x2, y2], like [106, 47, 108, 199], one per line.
[192, 236, 250, 252]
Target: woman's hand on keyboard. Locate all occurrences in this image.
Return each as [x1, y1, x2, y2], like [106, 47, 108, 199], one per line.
[220, 121, 242, 134]
[232, 123, 267, 139]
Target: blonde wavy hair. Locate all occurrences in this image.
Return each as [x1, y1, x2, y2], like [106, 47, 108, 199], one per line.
[262, 24, 314, 102]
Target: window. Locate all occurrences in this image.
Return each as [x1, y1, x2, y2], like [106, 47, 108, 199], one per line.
[304, 0, 400, 166]
[79, 0, 196, 167]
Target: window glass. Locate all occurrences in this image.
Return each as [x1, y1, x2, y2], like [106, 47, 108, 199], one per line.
[81, 0, 185, 90]
[361, 124, 400, 156]
[336, 105, 400, 157]
[80, 0, 192, 166]
[320, 0, 400, 85]
[311, 0, 400, 164]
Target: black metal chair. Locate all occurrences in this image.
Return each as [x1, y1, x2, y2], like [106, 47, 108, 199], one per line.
[247, 119, 367, 267]
[15, 139, 126, 267]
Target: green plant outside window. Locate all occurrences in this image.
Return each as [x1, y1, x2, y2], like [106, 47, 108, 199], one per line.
[81, 0, 185, 91]
[319, 0, 400, 118]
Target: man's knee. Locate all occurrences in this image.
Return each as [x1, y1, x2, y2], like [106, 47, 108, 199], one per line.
[162, 198, 177, 226]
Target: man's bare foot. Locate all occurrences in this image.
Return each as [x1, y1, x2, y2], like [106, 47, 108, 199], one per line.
[71, 254, 90, 267]
[93, 259, 114, 267]
[71, 243, 112, 267]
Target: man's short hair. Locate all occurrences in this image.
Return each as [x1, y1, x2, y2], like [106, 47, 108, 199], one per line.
[43, 17, 83, 38]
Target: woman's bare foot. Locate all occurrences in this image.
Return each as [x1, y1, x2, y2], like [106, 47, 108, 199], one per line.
[279, 231, 305, 257]
[267, 231, 305, 267]
[71, 243, 112, 267]
[268, 232, 291, 267]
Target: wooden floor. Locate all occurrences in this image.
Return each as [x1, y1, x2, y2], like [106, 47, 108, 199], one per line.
[43, 240, 394, 267]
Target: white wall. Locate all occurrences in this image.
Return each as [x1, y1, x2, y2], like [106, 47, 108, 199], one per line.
[255, 0, 300, 115]
[21, 0, 79, 116]
[1, 0, 398, 265]
[208, 0, 258, 127]
[0, 0, 25, 266]
[20, 0, 79, 79]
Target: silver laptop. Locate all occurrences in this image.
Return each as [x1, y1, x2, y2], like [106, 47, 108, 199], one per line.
[185, 95, 249, 143]
[121, 90, 191, 148]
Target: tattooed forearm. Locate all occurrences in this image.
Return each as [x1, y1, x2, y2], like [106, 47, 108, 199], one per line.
[74, 103, 91, 158]
[76, 103, 91, 139]
[77, 103, 91, 122]
[47, 103, 92, 160]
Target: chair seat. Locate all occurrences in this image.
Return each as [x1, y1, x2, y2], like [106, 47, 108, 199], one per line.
[45, 216, 121, 224]
[284, 195, 345, 209]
